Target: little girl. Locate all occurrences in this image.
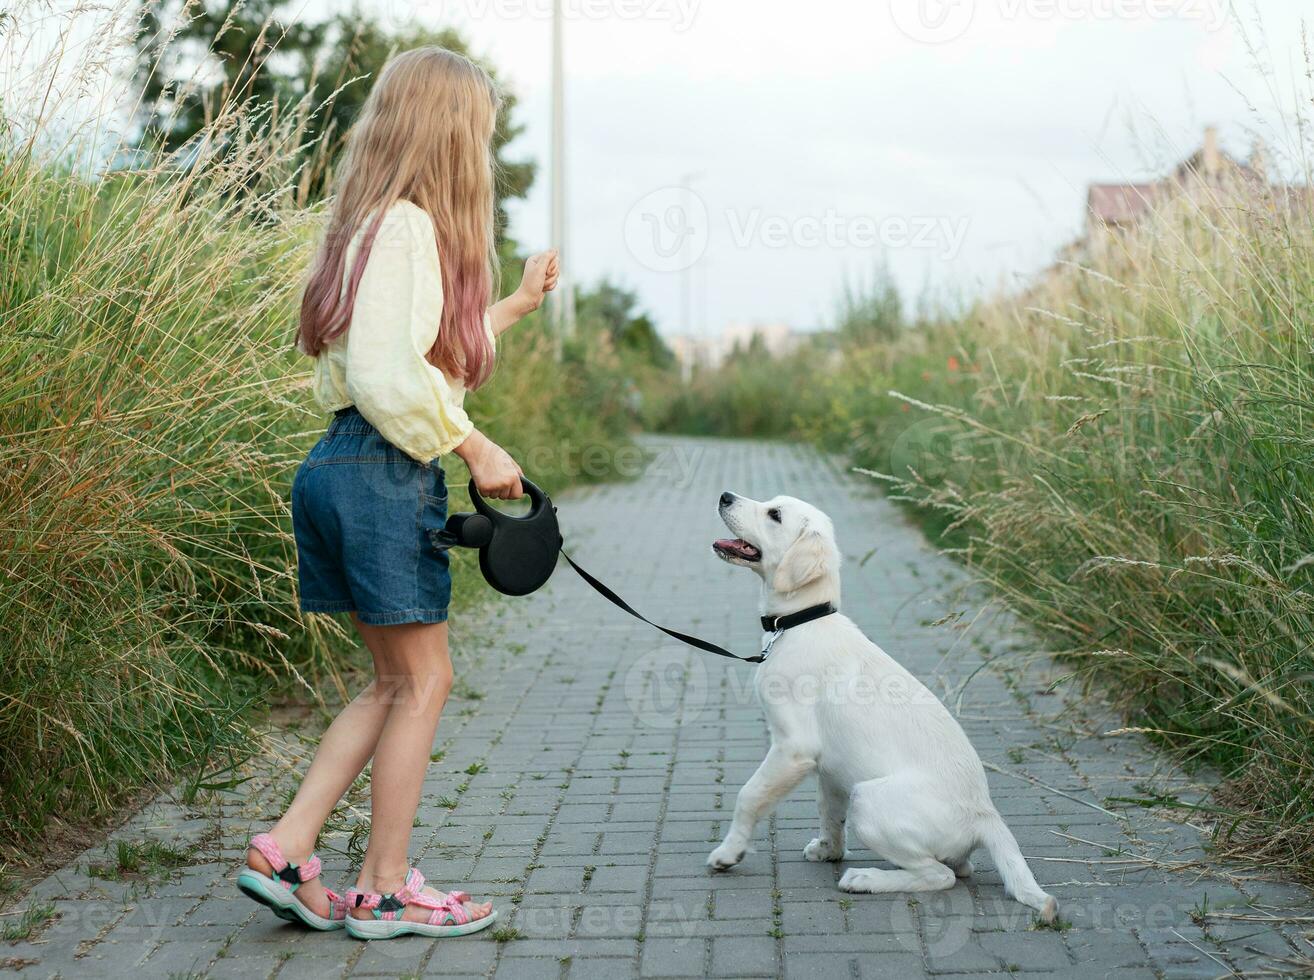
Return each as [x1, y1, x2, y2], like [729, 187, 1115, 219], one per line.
[236, 47, 558, 941]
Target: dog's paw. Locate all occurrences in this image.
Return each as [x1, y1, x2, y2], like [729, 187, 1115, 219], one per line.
[706, 842, 745, 871]
[838, 868, 875, 893]
[1038, 895, 1059, 924]
[803, 838, 844, 862]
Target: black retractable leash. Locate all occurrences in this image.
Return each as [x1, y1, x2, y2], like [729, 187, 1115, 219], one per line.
[430, 478, 833, 664]
[557, 551, 761, 663]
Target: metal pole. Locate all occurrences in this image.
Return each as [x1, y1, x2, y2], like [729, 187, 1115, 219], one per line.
[550, 0, 574, 351]
[679, 171, 703, 366]
[681, 183, 691, 341]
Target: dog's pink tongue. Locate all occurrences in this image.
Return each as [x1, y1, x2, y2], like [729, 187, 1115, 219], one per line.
[715, 538, 741, 550]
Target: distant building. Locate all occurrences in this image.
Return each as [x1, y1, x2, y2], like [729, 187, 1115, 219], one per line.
[669, 322, 801, 381]
[721, 322, 798, 359]
[667, 336, 720, 380]
[1069, 126, 1303, 261]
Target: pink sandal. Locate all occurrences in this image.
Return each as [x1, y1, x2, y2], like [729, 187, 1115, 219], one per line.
[236, 833, 348, 931]
[344, 868, 497, 940]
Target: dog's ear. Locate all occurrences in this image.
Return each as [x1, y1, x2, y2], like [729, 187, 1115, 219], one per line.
[772, 525, 831, 594]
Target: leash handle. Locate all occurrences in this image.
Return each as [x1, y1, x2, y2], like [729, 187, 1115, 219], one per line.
[468, 477, 552, 521]
[561, 551, 763, 664]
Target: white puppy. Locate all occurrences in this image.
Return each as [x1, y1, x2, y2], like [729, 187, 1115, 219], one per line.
[708, 491, 1058, 923]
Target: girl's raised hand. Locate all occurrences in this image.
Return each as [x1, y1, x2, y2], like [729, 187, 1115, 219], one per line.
[515, 250, 560, 313]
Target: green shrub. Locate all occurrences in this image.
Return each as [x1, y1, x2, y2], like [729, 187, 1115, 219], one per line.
[656, 341, 833, 438]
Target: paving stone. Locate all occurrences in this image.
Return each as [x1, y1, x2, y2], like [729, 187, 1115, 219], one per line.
[639, 936, 705, 977]
[712, 889, 774, 920]
[146, 938, 228, 973]
[586, 865, 648, 893]
[783, 951, 926, 979]
[278, 956, 354, 977]
[526, 865, 588, 893]
[484, 958, 564, 980]
[206, 954, 284, 979]
[975, 929, 1071, 969]
[709, 935, 778, 976]
[419, 940, 498, 975]
[780, 898, 846, 934]
[350, 939, 434, 975]
[501, 937, 640, 960]
[566, 956, 641, 980]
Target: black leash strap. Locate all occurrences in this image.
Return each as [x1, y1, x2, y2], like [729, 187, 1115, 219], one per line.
[561, 551, 764, 664]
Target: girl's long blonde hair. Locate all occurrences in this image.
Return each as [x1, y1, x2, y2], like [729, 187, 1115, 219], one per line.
[298, 47, 500, 389]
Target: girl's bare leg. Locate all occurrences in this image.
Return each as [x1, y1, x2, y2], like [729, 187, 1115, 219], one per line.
[350, 621, 491, 923]
[246, 615, 394, 915]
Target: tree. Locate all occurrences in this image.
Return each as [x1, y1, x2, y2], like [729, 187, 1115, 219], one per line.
[309, 15, 535, 239]
[575, 280, 673, 368]
[133, 4, 535, 244]
[135, 0, 325, 152]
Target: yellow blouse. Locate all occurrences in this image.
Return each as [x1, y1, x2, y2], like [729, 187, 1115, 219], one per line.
[311, 200, 494, 464]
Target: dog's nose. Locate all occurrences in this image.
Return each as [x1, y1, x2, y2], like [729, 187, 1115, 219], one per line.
[720, 491, 735, 508]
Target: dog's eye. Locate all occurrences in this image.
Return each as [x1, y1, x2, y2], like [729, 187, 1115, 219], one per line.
[767, 508, 782, 523]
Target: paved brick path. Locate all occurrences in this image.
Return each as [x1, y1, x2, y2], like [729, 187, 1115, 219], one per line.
[5, 437, 1312, 979]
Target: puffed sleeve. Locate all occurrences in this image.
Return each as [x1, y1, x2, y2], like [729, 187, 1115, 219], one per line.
[344, 205, 474, 464]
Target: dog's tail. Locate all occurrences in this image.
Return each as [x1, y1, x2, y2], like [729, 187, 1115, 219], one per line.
[979, 815, 1058, 923]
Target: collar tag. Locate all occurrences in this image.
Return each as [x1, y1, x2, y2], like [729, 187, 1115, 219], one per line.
[761, 627, 785, 660]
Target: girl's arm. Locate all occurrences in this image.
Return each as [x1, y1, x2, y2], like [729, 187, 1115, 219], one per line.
[453, 428, 523, 500]
[488, 249, 560, 337]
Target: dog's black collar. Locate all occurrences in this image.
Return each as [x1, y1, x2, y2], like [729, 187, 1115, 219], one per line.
[761, 602, 838, 634]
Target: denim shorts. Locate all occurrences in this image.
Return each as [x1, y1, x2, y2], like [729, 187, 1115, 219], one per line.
[292, 408, 451, 625]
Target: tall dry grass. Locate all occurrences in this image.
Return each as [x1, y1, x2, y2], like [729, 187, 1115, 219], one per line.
[1, 106, 328, 840]
[0, 3, 637, 847]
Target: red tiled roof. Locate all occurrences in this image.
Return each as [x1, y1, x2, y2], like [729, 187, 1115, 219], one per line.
[1086, 183, 1161, 226]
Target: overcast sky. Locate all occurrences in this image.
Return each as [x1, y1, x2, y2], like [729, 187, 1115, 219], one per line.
[369, 0, 1307, 337]
[22, 0, 1314, 337]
